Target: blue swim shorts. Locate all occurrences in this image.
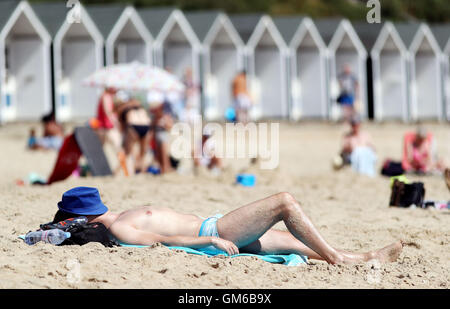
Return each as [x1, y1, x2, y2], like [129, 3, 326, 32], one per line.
[198, 214, 225, 255]
[337, 94, 355, 106]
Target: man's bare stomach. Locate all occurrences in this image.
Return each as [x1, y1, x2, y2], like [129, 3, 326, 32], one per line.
[113, 206, 204, 237]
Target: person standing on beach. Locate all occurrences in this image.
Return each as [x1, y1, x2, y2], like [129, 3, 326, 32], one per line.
[232, 70, 253, 124]
[96, 88, 122, 151]
[337, 64, 359, 122]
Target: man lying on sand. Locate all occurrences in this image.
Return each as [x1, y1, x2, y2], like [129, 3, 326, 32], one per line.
[53, 187, 403, 265]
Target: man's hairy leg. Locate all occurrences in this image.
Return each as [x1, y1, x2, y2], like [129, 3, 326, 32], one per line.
[217, 193, 343, 264]
[217, 193, 403, 264]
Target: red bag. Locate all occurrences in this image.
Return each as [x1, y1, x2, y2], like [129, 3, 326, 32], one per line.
[47, 134, 82, 185]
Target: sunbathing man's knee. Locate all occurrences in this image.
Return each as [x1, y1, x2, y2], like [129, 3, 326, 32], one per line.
[275, 192, 300, 213]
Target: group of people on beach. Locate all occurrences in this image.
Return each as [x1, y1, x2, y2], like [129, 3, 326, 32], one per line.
[91, 68, 255, 176]
[334, 64, 448, 178]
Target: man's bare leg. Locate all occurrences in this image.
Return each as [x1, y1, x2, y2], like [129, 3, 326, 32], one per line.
[217, 193, 403, 264]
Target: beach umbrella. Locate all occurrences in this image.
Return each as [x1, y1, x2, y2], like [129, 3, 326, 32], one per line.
[83, 62, 185, 94]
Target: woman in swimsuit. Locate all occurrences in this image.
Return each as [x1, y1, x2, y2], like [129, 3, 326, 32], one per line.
[115, 92, 152, 174]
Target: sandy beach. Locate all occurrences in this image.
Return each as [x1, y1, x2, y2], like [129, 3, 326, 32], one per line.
[0, 121, 449, 289]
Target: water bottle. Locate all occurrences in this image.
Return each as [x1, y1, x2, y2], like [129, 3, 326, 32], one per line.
[25, 229, 71, 246]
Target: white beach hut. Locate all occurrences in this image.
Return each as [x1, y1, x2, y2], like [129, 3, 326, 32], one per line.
[32, 1, 104, 121]
[273, 16, 328, 120]
[138, 8, 200, 82]
[370, 22, 410, 121]
[316, 18, 368, 120]
[430, 24, 450, 121]
[138, 8, 201, 112]
[403, 23, 444, 121]
[87, 5, 152, 65]
[231, 14, 289, 119]
[185, 11, 245, 120]
[0, 0, 52, 123]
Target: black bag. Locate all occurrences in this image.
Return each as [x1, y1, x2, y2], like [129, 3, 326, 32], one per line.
[381, 160, 404, 177]
[389, 180, 425, 208]
[59, 222, 119, 248]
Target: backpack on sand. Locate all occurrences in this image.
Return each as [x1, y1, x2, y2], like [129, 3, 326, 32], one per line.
[41, 218, 119, 248]
[389, 179, 425, 208]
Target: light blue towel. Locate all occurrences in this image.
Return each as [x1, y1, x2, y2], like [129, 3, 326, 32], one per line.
[350, 146, 377, 177]
[18, 235, 307, 266]
[120, 243, 308, 266]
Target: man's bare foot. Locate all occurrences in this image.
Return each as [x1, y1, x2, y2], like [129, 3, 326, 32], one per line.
[445, 169, 450, 192]
[370, 241, 403, 263]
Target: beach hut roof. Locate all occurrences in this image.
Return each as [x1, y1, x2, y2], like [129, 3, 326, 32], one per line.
[371, 22, 408, 56]
[137, 7, 176, 38]
[430, 24, 450, 53]
[30, 2, 72, 38]
[352, 21, 384, 52]
[272, 16, 306, 45]
[394, 22, 422, 49]
[0, 0, 51, 42]
[229, 14, 263, 44]
[85, 4, 126, 39]
[184, 10, 223, 43]
[314, 18, 343, 46]
[0, 0, 20, 32]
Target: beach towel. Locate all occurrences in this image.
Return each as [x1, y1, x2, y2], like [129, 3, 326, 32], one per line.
[120, 243, 308, 266]
[18, 236, 307, 266]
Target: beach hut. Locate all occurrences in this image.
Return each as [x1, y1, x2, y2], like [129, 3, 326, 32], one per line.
[0, 0, 52, 123]
[231, 14, 289, 119]
[430, 24, 450, 121]
[138, 8, 201, 83]
[138, 8, 201, 112]
[273, 16, 328, 120]
[316, 18, 368, 120]
[32, 1, 104, 121]
[356, 22, 409, 122]
[185, 11, 244, 120]
[87, 5, 152, 66]
[404, 23, 444, 121]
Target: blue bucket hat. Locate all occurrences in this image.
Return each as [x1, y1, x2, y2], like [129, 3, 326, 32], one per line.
[57, 187, 109, 216]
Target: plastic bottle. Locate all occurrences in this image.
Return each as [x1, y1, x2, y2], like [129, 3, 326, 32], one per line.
[25, 229, 71, 246]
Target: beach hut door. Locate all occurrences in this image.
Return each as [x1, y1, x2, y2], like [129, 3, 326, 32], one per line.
[9, 38, 45, 119]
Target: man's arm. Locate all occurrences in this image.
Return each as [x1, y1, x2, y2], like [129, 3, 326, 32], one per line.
[109, 222, 239, 255]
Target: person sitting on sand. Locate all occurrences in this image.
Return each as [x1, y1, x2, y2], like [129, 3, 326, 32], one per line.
[52, 187, 404, 265]
[193, 128, 223, 175]
[335, 115, 377, 177]
[402, 127, 447, 175]
[28, 113, 64, 151]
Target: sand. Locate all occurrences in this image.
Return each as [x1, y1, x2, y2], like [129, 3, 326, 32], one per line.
[0, 121, 449, 289]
